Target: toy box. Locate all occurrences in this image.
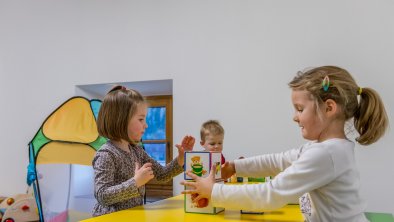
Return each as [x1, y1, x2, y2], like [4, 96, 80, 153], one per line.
[184, 151, 222, 180]
[0, 194, 39, 222]
[184, 181, 225, 214]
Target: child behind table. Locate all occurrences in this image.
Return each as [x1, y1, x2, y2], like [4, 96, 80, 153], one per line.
[200, 120, 226, 164]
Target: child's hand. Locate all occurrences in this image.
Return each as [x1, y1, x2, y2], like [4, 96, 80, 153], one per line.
[134, 162, 154, 187]
[180, 135, 195, 151]
[175, 135, 195, 166]
[181, 164, 216, 203]
[221, 161, 236, 180]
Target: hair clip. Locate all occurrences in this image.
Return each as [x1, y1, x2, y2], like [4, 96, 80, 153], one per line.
[358, 87, 362, 95]
[322, 76, 330, 92]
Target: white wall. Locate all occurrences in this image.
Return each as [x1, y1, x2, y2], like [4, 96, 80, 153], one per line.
[1, 0, 393, 214]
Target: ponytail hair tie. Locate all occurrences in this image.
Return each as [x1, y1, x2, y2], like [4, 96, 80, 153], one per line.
[322, 76, 330, 92]
[358, 87, 362, 95]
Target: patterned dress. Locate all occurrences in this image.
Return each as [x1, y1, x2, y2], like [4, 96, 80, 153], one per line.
[92, 141, 183, 216]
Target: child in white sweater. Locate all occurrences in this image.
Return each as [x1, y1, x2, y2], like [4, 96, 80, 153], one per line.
[182, 66, 389, 222]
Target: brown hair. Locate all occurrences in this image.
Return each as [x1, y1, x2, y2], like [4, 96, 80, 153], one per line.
[97, 85, 146, 143]
[288, 66, 388, 145]
[200, 120, 225, 141]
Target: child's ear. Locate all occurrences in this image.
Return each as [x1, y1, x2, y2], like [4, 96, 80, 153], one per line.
[324, 99, 337, 116]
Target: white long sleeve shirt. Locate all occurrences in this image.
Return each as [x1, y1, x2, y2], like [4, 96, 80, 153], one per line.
[211, 138, 368, 222]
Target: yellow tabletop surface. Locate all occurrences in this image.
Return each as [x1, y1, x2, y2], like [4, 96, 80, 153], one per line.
[81, 195, 303, 222]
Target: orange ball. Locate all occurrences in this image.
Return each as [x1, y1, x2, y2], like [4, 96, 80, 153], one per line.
[6, 198, 14, 205]
[190, 194, 209, 208]
[196, 198, 209, 208]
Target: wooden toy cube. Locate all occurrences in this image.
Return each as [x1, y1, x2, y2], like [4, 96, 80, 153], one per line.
[184, 151, 222, 180]
[184, 181, 225, 214]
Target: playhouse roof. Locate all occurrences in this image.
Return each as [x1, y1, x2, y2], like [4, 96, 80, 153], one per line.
[29, 97, 106, 165]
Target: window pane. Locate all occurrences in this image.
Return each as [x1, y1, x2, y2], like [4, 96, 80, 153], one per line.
[143, 107, 166, 140]
[143, 143, 166, 166]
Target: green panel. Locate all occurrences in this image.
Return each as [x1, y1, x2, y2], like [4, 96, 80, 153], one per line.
[31, 129, 51, 156]
[89, 136, 107, 151]
[365, 212, 394, 222]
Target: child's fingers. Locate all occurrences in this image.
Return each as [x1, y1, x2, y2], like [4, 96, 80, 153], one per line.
[186, 171, 199, 180]
[182, 189, 198, 195]
[182, 135, 194, 146]
[145, 167, 153, 175]
[142, 162, 152, 168]
[186, 136, 195, 144]
[176, 136, 195, 152]
[135, 162, 140, 171]
[189, 137, 195, 144]
[180, 180, 197, 189]
[209, 164, 216, 179]
[175, 144, 182, 151]
[181, 136, 187, 145]
[139, 163, 152, 173]
[220, 161, 233, 179]
[184, 135, 192, 142]
[186, 137, 195, 150]
[193, 195, 204, 202]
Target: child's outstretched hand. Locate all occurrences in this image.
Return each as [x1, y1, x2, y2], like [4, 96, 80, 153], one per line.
[178, 135, 195, 151]
[221, 161, 236, 180]
[134, 162, 154, 187]
[175, 135, 195, 166]
[181, 164, 216, 203]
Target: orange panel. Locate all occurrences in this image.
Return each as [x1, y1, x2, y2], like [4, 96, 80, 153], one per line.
[43, 97, 98, 143]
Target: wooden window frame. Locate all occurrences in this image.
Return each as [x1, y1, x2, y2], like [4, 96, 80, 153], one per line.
[143, 95, 173, 201]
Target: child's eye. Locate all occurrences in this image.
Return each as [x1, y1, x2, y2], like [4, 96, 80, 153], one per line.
[295, 107, 303, 113]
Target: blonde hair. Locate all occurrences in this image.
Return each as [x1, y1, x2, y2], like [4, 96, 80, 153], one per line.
[97, 85, 146, 143]
[288, 66, 388, 145]
[200, 120, 224, 141]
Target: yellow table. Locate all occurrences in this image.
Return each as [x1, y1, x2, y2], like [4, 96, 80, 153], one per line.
[81, 195, 303, 222]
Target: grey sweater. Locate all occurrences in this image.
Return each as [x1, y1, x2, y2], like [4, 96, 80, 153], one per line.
[92, 141, 183, 216]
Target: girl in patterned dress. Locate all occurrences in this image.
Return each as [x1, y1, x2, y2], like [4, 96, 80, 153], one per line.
[93, 85, 195, 216]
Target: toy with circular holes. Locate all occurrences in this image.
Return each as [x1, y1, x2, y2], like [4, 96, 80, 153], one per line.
[0, 194, 39, 222]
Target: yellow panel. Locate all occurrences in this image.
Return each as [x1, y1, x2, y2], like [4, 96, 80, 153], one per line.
[43, 97, 98, 143]
[37, 142, 96, 165]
